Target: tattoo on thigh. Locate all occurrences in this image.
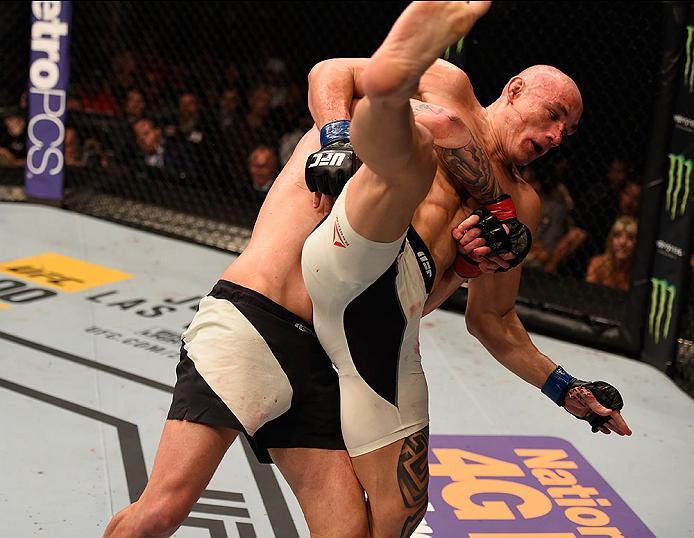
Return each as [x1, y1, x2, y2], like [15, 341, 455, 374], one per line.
[398, 427, 429, 536]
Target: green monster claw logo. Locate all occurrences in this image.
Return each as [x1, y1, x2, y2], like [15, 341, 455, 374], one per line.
[685, 25, 694, 92]
[444, 38, 464, 61]
[666, 154, 692, 220]
[648, 278, 676, 344]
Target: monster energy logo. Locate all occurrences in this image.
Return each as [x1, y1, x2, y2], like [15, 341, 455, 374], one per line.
[685, 25, 694, 92]
[443, 38, 464, 61]
[649, 278, 676, 344]
[666, 154, 692, 220]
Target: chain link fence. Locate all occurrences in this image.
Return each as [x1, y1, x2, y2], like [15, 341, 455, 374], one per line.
[2, 2, 691, 391]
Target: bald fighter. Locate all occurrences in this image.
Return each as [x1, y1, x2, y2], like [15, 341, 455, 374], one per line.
[302, 2, 631, 536]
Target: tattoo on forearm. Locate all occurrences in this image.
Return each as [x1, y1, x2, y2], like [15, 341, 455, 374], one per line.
[436, 128, 502, 201]
[398, 427, 429, 537]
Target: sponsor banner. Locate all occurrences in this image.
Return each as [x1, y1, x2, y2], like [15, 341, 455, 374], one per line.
[419, 435, 653, 537]
[25, 1, 72, 200]
[0, 253, 132, 292]
[644, 16, 694, 363]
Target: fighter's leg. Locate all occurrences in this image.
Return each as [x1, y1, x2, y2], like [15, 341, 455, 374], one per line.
[104, 420, 238, 538]
[351, 428, 429, 538]
[270, 448, 370, 538]
[346, 2, 484, 243]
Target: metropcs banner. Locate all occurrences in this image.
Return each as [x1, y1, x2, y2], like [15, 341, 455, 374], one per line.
[25, 1, 72, 200]
[643, 17, 694, 363]
[417, 436, 653, 537]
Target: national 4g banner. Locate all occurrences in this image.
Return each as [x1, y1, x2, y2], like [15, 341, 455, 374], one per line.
[416, 436, 654, 537]
[25, 1, 72, 201]
[643, 18, 694, 364]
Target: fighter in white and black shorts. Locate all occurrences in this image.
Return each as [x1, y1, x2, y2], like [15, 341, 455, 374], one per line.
[167, 280, 345, 463]
[302, 183, 436, 456]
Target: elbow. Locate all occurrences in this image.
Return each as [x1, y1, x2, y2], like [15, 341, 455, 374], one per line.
[308, 59, 336, 84]
[465, 308, 509, 343]
[307, 61, 324, 85]
[465, 311, 485, 340]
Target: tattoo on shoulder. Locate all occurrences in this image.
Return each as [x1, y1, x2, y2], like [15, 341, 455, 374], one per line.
[412, 102, 445, 116]
[435, 126, 502, 201]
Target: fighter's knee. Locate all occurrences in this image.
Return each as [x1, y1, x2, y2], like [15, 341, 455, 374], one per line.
[135, 497, 191, 537]
[307, 511, 369, 538]
[399, 493, 428, 537]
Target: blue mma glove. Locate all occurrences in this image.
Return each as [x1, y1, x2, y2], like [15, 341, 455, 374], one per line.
[305, 120, 359, 196]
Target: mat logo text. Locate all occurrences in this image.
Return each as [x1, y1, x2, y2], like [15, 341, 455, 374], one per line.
[666, 154, 692, 220]
[429, 448, 626, 536]
[649, 278, 676, 344]
[0, 253, 132, 299]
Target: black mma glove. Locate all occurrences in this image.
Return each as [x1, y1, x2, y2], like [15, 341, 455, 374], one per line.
[474, 194, 532, 271]
[542, 365, 625, 433]
[305, 120, 359, 197]
[454, 194, 532, 277]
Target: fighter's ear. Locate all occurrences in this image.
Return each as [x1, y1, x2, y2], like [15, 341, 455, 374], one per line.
[506, 77, 525, 102]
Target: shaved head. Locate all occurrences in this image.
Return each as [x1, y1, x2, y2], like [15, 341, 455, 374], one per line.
[488, 64, 583, 165]
[515, 65, 583, 123]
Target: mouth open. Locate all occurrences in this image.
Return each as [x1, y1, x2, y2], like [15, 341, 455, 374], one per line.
[531, 141, 543, 154]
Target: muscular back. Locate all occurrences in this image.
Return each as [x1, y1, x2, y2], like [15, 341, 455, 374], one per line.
[220, 128, 324, 322]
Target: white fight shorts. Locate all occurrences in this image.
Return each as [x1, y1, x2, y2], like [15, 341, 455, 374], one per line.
[302, 182, 436, 456]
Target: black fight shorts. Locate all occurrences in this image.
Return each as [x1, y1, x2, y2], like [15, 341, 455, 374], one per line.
[167, 280, 345, 463]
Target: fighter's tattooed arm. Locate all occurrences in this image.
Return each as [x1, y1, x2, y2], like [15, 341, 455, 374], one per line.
[398, 427, 429, 537]
[412, 102, 502, 201]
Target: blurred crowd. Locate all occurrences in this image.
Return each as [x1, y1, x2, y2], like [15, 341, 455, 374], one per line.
[522, 154, 641, 292]
[0, 48, 312, 209]
[0, 47, 642, 292]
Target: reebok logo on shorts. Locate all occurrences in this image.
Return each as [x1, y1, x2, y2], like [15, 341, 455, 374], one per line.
[333, 217, 349, 248]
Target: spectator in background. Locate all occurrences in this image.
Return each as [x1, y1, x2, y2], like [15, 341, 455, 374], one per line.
[111, 51, 138, 105]
[561, 156, 637, 278]
[218, 88, 242, 132]
[618, 179, 641, 218]
[64, 127, 84, 167]
[225, 84, 279, 177]
[123, 89, 147, 127]
[0, 107, 26, 167]
[80, 72, 119, 116]
[247, 144, 278, 204]
[523, 165, 587, 271]
[132, 117, 188, 177]
[264, 57, 289, 110]
[224, 62, 241, 91]
[244, 84, 276, 141]
[586, 216, 638, 292]
[164, 92, 221, 178]
[169, 92, 204, 143]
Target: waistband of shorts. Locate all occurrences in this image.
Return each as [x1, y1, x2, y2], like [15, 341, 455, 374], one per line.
[210, 280, 315, 332]
[407, 225, 436, 294]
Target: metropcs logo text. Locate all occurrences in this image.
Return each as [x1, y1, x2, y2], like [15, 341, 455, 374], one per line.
[649, 278, 676, 344]
[27, 1, 69, 176]
[665, 153, 692, 220]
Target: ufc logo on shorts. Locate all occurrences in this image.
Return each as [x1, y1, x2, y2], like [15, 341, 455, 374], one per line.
[307, 151, 346, 168]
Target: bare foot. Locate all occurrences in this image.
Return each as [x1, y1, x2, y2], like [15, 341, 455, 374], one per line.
[363, 1, 490, 102]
